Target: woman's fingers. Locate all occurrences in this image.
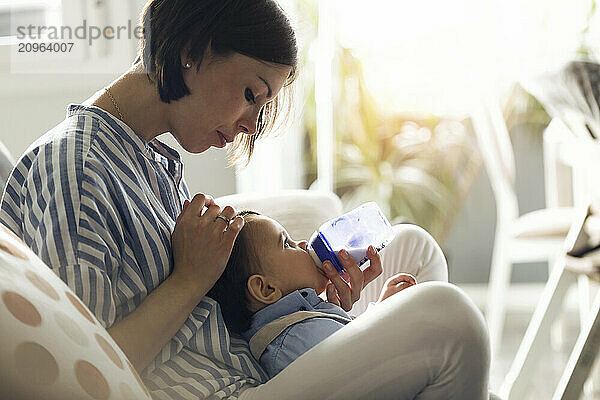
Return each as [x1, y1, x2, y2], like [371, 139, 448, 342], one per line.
[212, 205, 236, 232]
[177, 200, 190, 223]
[171, 194, 244, 293]
[204, 195, 215, 208]
[221, 215, 245, 253]
[183, 195, 242, 253]
[220, 205, 236, 219]
[185, 193, 220, 219]
[202, 203, 222, 223]
[188, 193, 209, 216]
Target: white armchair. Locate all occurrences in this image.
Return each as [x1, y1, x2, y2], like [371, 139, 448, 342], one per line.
[472, 101, 579, 361]
[0, 190, 506, 400]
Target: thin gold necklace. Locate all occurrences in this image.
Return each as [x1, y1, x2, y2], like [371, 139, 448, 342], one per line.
[104, 87, 125, 121]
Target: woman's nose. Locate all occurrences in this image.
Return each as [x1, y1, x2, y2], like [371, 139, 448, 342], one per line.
[238, 110, 259, 136]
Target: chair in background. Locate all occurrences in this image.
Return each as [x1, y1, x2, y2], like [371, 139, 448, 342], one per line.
[543, 117, 596, 333]
[500, 122, 600, 400]
[501, 205, 600, 400]
[471, 100, 579, 361]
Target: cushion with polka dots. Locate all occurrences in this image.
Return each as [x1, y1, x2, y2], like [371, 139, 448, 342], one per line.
[0, 224, 151, 400]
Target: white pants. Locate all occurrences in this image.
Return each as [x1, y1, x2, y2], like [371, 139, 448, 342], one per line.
[239, 224, 490, 400]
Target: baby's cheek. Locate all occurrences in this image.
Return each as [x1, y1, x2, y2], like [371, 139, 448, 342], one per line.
[317, 275, 329, 293]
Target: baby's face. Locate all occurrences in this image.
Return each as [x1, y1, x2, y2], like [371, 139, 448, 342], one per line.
[252, 215, 330, 296]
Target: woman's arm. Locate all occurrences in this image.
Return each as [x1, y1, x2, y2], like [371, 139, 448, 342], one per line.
[107, 272, 208, 372]
[109, 194, 245, 372]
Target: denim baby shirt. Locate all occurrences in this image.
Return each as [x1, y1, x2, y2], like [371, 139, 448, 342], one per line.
[242, 288, 352, 380]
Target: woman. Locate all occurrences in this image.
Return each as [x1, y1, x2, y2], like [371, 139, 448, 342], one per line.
[0, 0, 490, 398]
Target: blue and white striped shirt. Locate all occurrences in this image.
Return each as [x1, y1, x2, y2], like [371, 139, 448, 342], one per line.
[0, 104, 267, 399]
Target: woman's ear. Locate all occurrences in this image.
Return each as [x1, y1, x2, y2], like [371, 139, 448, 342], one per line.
[247, 274, 282, 306]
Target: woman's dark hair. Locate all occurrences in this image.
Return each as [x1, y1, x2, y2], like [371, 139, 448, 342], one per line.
[207, 211, 263, 334]
[137, 0, 298, 165]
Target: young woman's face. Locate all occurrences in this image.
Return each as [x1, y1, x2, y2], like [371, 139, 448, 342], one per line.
[253, 215, 330, 297]
[166, 51, 293, 153]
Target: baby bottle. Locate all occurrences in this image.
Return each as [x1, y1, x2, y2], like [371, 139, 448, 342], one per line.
[307, 202, 395, 274]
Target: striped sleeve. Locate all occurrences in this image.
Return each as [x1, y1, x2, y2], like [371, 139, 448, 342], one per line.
[3, 127, 122, 327]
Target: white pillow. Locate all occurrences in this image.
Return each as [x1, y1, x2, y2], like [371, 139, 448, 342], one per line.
[216, 190, 344, 241]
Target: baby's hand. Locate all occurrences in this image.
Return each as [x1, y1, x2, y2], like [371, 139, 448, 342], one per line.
[377, 273, 417, 302]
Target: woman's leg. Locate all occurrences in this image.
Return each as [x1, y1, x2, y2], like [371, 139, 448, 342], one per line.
[238, 282, 490, 400]
[351, 223, 448, 315]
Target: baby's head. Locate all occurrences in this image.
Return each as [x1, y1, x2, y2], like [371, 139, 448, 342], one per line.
[207, 211, 329, 334]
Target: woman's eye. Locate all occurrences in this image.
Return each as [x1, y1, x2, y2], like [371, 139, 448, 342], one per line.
[245, 88, 256, 104]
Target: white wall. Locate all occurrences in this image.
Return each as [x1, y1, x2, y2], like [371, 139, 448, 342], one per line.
[0, 45, 236, 198]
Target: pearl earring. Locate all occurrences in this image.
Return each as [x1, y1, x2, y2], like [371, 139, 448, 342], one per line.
[184, 63, 191, 69]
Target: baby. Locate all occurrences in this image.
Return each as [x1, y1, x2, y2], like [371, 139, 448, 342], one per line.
[207, 211, 417, 380]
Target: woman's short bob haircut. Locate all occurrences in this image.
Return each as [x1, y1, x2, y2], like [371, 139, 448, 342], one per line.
[137, 0, 298, 165]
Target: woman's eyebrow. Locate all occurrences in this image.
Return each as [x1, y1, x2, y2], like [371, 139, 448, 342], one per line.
[258, 76, 272, 98]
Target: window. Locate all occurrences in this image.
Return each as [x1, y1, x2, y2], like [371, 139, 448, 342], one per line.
[0, 1, 61, 40]
[299, 0, 590, 241]
[1, 0, 142, 74]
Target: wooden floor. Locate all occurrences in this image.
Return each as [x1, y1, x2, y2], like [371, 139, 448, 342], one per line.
[491, 310, 600, 400]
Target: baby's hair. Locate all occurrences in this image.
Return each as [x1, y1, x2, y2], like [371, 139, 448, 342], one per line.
[207, 210, 263, 334]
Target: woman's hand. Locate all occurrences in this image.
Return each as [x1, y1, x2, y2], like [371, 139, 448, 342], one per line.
[377, 273, 417, 302]
[322, 245, 383, 311]
[170, 193, 244, 298]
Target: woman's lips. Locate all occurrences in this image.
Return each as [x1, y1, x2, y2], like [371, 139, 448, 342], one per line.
[216, 131, 234, 148]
